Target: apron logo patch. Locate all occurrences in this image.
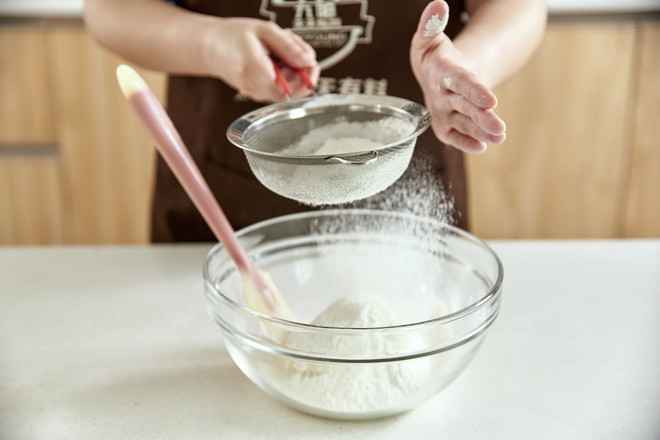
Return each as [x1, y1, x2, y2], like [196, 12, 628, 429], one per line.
[260, 0, 375, 70]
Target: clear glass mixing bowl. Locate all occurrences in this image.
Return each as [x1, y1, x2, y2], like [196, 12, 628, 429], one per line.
[204, 209, 503, 420]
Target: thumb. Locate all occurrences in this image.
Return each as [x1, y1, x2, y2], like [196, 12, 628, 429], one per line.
[412, 0, 450, 54]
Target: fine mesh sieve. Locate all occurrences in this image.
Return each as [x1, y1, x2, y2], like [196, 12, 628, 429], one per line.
[226, 94, 430, 206]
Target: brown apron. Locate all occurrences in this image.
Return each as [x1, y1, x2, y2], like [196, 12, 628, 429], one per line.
[153, 0, 468, 242]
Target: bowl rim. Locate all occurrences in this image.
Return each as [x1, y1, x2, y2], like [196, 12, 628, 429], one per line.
[203, 209, 504, 332]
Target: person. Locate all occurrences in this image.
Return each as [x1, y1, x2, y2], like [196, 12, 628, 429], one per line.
[84, 0, 547, 242]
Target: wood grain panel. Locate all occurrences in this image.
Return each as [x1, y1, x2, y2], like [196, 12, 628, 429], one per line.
[465, 23, 636, 239]
[0, 158, 64, 245]
[48, 28, 166, 244]
[0, 28, 55, 145]
[623, 24, 660, 238]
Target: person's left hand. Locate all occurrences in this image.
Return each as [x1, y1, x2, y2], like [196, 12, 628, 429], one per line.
[410, 0, 506, 153]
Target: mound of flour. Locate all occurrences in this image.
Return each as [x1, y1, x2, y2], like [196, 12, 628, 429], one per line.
[277, 293, 435, 413]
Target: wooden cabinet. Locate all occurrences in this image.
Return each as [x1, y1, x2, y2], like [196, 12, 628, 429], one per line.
[1, 28, 63, 245]
[0, 158, 64, 244]
[0, 23, 165, 245]
[48, 27, 165, 244]
[466, 20, 660, 239]
[622, 23, 660, 238]
[0, 28, 54, 144]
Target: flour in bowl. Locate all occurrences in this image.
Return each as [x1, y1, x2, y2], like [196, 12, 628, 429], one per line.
[269, 292, 448, 415]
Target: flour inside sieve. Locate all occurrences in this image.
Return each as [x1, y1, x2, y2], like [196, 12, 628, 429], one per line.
[282, 117, 414, 156]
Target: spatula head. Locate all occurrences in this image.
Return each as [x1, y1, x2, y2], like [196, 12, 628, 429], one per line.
[241, 269, 296, 342]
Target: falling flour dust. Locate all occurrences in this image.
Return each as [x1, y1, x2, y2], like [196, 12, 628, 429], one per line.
[265, 135, 456, 415]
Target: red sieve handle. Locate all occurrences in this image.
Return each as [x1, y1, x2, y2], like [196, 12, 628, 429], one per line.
[294, 67, 316, 91]
[271, 58, 316, 99]
[271, 59, 293, 99]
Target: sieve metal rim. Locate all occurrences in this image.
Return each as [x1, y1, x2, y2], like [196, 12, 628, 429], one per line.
[226, 94, 430, 161]
[241, 145, 415, 166]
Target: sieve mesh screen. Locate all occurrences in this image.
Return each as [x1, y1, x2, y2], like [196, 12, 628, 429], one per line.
[227, 94, 430, 205]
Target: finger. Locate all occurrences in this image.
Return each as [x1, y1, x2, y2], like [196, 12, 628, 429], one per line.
[419, 0, 449, 37]
[284, 29, 318, 70]
[429, 111, 490, 154]
[228, 43, 281, 102]
[448, 93, 506, 135]
[450, 112, 507, 145]
[254, 50, 318, 101]
[441, 71, 497, 109]
[308, 64, 321, 85]
[439, 127, 488, 154]
[411, 0, 450, 56]
[260, 22, 317, 68]
[243, 45, 287, 101]
[280, 68, 310, 99]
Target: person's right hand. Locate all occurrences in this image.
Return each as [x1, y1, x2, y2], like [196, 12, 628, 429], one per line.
[202, 18, 320, 102]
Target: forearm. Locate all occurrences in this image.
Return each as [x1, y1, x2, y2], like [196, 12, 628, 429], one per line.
[84, 0, 217, 76]
[457, 0, 547, 88]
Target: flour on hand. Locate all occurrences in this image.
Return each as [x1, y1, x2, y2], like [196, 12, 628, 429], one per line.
[423, 12, 449, 37]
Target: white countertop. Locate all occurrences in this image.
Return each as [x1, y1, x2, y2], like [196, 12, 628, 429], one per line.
[1, 240, 659, 439]
[1, 0, 659, 18]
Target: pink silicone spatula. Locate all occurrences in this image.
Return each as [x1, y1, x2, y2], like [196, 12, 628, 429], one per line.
[116, 64, 294, 324]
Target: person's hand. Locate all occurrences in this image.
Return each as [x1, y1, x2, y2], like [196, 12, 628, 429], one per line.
[410, 1, 506, 153]
[203, 18, 320, 102]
